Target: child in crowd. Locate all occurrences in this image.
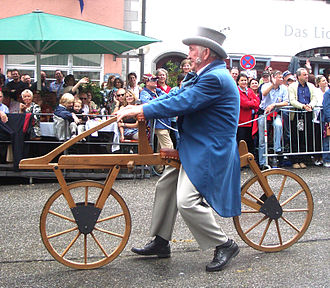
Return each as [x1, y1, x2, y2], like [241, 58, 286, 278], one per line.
[70, 98, 88, 139]
[53, 93, 80, 140]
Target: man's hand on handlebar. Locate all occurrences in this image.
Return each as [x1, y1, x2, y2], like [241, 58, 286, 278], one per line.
[114, 104, 144, 122]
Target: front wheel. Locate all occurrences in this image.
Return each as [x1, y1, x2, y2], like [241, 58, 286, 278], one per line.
[40, 180, 131, 269]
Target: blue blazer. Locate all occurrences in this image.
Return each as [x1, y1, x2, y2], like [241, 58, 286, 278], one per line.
[322, 89, 330, 123]
[54, 105, 73, 122]
[140, 88, 171, 129]
[143, 60, 241, 217]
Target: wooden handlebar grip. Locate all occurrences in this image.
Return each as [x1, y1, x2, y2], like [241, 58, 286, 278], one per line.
[137, 113, 145, 122]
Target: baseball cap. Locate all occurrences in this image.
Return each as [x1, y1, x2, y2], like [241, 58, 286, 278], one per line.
[143, 73, 158, 82]
[283, 70, 292, 78]
[262, 71, 270, 77]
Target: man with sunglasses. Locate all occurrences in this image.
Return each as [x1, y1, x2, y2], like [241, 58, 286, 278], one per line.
[112, 88, 126, 113]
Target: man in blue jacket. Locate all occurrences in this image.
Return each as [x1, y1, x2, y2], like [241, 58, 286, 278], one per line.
[116, 27, 241, 272]
[139, 74, 173, 148]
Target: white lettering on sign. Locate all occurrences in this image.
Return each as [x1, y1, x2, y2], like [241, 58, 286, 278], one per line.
[284, 24, 330, 39]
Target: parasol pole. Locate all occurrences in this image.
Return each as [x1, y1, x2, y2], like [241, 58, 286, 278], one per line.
[34, 10, 42, 91]
[36, 52, 41, 91]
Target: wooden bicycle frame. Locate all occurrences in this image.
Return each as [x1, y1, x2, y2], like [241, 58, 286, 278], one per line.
[20, 117, 179, 210]
[20, 116, 273, 213]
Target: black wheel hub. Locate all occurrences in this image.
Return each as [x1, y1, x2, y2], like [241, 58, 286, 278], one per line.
[259, 194, 283, 220]
[71, 202, 101, 234]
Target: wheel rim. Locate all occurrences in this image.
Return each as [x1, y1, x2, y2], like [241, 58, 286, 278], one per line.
[234, 168, 313, 252]
[40, 180, 131, 269]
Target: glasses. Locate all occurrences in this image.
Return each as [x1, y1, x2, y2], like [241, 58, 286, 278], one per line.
[117, 93, 125, 97]
[81, 97, 87, 100]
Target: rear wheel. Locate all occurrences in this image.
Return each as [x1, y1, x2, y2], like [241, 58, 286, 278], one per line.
[234, 169, 313, 252]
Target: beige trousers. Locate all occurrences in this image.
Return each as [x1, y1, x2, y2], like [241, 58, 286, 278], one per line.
[154, 129, 173, 149]
[154, 129, 173, 172]
[150, 165, 228, 250]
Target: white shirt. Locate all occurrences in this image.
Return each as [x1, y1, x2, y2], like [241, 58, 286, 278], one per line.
[0, 103, 9, 113]
[128, 85, 140, 99]
[196, 63, 211, 76]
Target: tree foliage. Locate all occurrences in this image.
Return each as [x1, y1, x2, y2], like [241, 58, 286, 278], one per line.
[164, 60, 181, 88]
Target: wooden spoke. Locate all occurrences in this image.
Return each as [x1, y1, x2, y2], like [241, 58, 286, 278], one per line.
[234, 169, 313, 252]
[244, 215, 268, 234]
[241, 210, 260, 214]
[94, 227, 124, 238]
[275, 219, 283, 245]
[97, 213, 125, 223]
[61, 231, 81, 257]
[48, 226, 78, 239]
[282, 208, 309, 212]
[85, 186, 88, 206]
[40, 181, 131, 269]
[281, 189, 304, 207]
[241, 196, 261, 211]
[91, 232, 109, 257]
[245, 190, 265, 204]
[281, 216, 301, 233]
[259, 219, 272, 246]
[84, 234, 87, 264]
[48, 210, 75, 223]
[277, 175, 287, 201]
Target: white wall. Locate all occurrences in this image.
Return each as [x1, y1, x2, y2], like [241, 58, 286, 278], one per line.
[142, 0, 330, 71]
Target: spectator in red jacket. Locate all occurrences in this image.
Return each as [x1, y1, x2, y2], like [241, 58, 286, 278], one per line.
[237, 72, 260, 155]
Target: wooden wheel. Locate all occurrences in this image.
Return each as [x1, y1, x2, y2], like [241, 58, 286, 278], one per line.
[234, 169, 313, 252]
[40, 180, 131, 269]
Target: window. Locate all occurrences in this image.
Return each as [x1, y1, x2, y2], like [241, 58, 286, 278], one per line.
[5, 54, 103, 85]
[7, 55, 34, 65]
[73, 54, 101, 66]
[41, 55, 68, 66]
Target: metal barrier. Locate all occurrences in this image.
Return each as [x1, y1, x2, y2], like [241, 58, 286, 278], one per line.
[160, 107, 330, 168]
[260, 106, 329, 167]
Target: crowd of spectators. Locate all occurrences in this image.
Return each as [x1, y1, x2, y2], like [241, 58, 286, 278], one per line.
[232, 61, 330, 169]
[0, 57, 330, 169]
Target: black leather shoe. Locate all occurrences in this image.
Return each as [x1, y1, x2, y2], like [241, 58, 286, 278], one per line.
[206, 239, 239, 272]
[131, 239, 171, 258]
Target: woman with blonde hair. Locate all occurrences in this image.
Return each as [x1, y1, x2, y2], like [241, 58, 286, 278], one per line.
[20, 89, 41, 139]
[118, 89, 140, 142]
[156, 68, 171, 93]
[122, 89, 139, 106]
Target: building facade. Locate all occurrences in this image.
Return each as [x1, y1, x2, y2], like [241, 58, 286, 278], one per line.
[144, 0, 330, 79]
[0, 0, 142, 84]
[0, 0, 329, 84]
